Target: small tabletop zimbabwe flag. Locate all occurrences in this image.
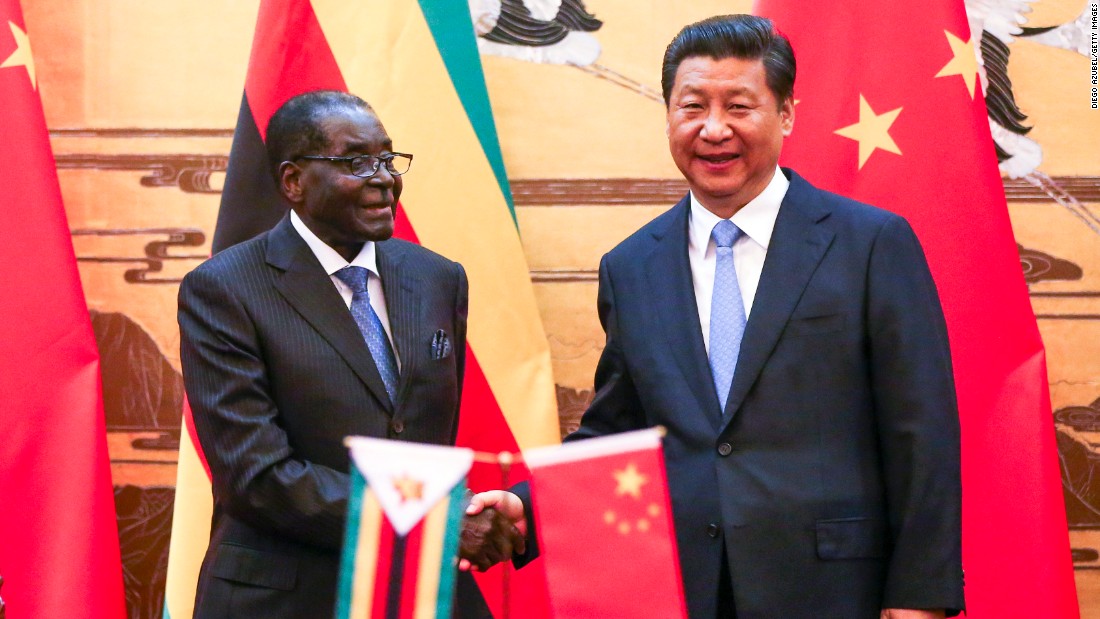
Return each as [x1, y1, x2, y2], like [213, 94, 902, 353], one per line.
[337, 437, 475, 619]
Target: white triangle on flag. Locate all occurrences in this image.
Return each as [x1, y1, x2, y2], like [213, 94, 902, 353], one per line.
[346, 436, 474, 535]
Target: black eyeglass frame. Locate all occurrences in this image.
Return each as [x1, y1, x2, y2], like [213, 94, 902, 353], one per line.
[295, 152, 414, 177]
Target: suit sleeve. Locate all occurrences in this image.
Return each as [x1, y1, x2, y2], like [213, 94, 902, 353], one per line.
[513, 254, 646, 568]
[566, 254, 647, 442]
[867, 216, 964, 614]
[178, 265, 349, 550]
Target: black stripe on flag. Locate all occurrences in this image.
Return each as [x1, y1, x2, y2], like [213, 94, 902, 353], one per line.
[213, 93, 289, 254]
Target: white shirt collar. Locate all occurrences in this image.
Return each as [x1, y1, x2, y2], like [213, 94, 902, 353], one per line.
[289, 209, 379, 276]
[688, 166, 789, 249]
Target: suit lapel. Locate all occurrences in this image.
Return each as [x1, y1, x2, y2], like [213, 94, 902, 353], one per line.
[647, 197, 726, 427]
[266, 216, 395, 413]
[377, 241, 421, 410]
[721, 172, 835, 428]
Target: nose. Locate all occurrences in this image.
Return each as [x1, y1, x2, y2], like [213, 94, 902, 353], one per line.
[367, 163, 395, 187]
[699, 109, 732, 142]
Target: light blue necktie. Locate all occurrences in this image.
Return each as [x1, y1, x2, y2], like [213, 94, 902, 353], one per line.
[709, 220, 746, 413]
[335, 266, 399, 404]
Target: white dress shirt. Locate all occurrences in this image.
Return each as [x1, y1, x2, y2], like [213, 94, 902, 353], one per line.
[290, 210, 400, 368]
[689, 167, 789, 355]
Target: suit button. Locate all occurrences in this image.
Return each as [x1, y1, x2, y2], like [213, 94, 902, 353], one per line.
[717, 442, 733, 456]
[706, 523, 720, 538]
[390, 420, 405, 435]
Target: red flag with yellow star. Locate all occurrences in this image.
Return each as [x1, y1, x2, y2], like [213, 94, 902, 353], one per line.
[524, 429, 687, 618]
[754, 1, 1079, 616]
[0, 0, 127, 617]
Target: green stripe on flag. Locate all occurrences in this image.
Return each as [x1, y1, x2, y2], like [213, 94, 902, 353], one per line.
[335, 468, 368, 619]
[417, 0, 517, 226]
[435, 482, 469, 618]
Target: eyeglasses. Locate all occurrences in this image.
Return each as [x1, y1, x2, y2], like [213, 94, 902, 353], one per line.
[296, 152, 414, 177]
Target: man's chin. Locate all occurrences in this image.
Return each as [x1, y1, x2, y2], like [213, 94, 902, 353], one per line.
[353, 209, 396, 242]
[363, 223, 395, 242]
[360, 222, 396, 242]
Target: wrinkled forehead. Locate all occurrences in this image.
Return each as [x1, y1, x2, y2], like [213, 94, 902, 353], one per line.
[316, 107, 393, 153]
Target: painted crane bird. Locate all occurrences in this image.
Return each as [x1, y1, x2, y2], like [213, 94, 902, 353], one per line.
[469, 0, 662, 102]
[965, 0, 1099, 235]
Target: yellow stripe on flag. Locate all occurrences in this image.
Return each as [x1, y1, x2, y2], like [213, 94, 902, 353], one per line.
[350, 490, 385, 617]
[413, 497, 450, 619]
[163, 423, 213, 619]
[312, 2, 558, 449]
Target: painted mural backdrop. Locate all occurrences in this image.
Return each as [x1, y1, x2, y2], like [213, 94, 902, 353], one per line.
[16, 0, 1099, 615]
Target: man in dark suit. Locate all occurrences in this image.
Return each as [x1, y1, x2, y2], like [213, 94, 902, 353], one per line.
[178, 91, 518, 618]
[471, 14, 964, 619]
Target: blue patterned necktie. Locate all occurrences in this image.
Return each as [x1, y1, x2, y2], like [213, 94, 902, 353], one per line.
[335, 266, 399, 404]
[709, 220, 747, 413]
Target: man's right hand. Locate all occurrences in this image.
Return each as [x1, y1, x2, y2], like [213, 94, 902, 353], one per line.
[458, 490, 527, 571]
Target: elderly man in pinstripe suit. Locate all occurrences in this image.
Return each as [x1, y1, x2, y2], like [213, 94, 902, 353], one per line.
[178, 91, 520, 619]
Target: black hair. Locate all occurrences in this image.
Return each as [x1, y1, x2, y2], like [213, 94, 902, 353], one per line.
[661, 14, 795, 108]
[265, 90, 373, 180]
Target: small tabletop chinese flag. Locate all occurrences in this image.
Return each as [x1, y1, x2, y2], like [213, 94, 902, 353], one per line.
[337, 437, 475, 619]
[525, 429, 688, 618]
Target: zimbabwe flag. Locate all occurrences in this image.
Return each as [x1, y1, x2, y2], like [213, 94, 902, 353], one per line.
[164, 2, 558, 617]
[337, 437, 475, 619]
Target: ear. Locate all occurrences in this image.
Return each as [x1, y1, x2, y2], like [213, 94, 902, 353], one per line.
[279, 161, 305, 204]
[779, 97, 795, 137]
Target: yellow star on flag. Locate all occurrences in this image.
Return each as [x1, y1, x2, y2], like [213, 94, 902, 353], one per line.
[613, 462, 648, 499]
[1, 21, 36, 90]
[934, 30, 979, 99]
[834, 94, 903, 169]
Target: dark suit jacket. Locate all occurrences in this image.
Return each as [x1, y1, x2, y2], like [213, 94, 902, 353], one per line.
[178, 215, 488, 618]
[564, 169, 964, 618]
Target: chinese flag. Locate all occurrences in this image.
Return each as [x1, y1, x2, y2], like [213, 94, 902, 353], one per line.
[754, 1, 1079, 616]
[525, 429, 688, 618]
[0, 1, 126, 618]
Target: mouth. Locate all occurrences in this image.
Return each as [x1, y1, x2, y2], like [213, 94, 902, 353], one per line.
[697, 153, 740, 165]
[360, 201, 394, 211]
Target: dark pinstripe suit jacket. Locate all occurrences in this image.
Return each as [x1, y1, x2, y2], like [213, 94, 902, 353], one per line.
[179, 214, 486, 618]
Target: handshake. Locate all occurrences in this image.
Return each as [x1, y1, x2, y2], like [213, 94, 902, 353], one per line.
[457, 490, 527, 572]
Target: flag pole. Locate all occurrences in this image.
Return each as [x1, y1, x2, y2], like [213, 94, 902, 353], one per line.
[497, 451, 514, 619]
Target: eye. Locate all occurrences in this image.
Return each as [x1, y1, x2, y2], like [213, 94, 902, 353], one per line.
[348, 155, 378, 176]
